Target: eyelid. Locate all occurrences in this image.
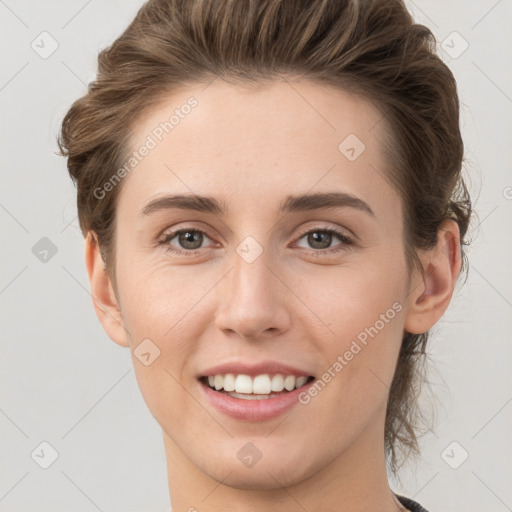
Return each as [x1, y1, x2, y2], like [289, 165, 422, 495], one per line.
[157, 222, 356, 256]
[158, 222, 217, 243]
[294, 223, 353, 241]
[291, 226, 355, 255]
[159, 223, 351, 242]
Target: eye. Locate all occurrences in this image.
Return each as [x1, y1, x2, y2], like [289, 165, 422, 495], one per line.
[159, 228, 215, 255]
[295, 227, 354, 254]
[158, 226, 354, 257]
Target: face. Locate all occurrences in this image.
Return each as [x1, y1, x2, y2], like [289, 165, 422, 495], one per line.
[105, 79, 414, 489]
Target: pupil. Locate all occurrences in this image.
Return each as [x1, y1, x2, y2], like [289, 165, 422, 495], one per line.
[309, 231, 331, 249]
[180, 231, 202, 249]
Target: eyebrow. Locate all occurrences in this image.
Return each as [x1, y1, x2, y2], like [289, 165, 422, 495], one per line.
[140, 192, 375, 218]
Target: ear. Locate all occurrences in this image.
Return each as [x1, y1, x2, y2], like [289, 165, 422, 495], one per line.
[404, 219, 462, 335]
[84, 231, 130, 348]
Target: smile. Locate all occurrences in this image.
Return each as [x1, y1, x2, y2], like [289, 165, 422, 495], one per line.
[201, 373, 314, 399]
[198, 373, 316, 421]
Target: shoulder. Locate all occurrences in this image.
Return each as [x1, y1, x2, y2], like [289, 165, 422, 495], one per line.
[395, 493, 430, 512]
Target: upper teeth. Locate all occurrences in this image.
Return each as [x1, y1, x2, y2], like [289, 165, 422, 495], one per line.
[207, 374, 309, 394]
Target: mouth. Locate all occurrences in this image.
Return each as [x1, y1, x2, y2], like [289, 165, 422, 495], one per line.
[198, 373, 316, 400]
[196, 361, 318, 421]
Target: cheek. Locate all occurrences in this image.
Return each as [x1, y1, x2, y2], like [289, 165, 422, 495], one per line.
[115, 257, 211, 407]
[296, 254, 407, 404]
[117, 260, 205, 424]
[298, 254, 406, 341]
[117, 254, 213, 338]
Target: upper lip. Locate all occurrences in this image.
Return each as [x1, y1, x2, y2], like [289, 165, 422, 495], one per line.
[199, 360, 314, 378]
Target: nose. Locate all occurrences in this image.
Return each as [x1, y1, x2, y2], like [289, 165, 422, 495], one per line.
[214, 249, 291, 340]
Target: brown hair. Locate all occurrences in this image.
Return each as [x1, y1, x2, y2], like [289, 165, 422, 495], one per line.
[58, 0, 472, 474]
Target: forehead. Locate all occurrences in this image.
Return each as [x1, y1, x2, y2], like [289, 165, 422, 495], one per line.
[118, 78, 398, 219]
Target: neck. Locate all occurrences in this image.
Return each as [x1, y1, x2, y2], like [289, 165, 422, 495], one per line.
[163, 410, 405, 512]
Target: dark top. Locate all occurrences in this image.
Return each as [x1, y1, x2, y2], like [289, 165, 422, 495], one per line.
[395, 493, 430, 512]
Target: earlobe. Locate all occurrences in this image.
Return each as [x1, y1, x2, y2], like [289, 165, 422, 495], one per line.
[404, 219, 462, 335]
[84, 231, 130, 348]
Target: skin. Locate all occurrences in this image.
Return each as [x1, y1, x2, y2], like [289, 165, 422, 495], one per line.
[85, 78, 461, 512]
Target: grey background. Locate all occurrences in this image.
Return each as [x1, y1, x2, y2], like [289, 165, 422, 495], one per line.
[1, 1, 511, 511]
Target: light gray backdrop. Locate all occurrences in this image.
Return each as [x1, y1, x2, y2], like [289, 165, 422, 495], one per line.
[1, 1, 511, 511]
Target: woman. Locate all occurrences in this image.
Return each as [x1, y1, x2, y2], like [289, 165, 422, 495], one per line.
[58, 0, 472, 510]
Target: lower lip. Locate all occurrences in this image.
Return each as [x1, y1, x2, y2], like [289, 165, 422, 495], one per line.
[198, 379, 314, 422]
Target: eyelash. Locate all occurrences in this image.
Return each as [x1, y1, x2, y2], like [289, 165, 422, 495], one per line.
[158, 226, 354, 257]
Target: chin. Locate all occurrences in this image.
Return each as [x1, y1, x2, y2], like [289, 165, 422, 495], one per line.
[197, 447, 317, 491]
[209, 464, 307, 491]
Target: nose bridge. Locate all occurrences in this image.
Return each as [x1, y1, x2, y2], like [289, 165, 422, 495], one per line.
[215, 238, 289, 337]
[232, 242, 274, 298]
